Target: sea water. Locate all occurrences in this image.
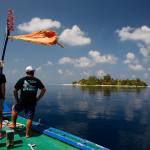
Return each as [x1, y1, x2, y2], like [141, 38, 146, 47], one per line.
[6, 85, 150, 150]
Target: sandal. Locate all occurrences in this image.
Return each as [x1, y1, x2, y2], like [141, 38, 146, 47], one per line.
[7, 123, 16, 129]
[26, 135, 31, 138]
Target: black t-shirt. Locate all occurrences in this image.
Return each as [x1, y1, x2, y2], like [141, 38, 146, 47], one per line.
[0, 74, 6, 99]
[15, 76, 45, 105]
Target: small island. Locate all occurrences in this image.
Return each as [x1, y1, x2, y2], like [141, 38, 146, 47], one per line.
[72, 74, 147, 87]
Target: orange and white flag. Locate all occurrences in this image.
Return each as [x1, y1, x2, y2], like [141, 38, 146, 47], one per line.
[9, 30, 64, 48]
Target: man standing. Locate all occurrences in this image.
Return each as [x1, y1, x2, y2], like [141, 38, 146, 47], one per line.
[8, 66, 46, 137]
[0, 61, 6, 138]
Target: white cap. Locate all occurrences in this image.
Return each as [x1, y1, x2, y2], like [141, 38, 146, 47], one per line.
[25, 66, 35, 72]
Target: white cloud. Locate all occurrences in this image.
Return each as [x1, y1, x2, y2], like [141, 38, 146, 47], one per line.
[128, 64, 145, 71]
[59, 57, 94, 68]
[36, 60, 53, 73]
[75, 57, 94, 67]
[47, 60, 53, 66]
[139, 46, 149, 57]
[88, 50, 117, 64]
[124, 52, 136, 64]
[117, 26, 150, 44]
[18, 17, 61, 32]
[59, 50, 117, 68]
[58, 57, 73, 64]
[58, 69, 73, 76]
[138, 44, 150, 58]
[96, 70, 106, 78]
[58, 69, 63, 74]
[36, 66, 42, 72]
[117, 26, 150, 59]
[59, 25, 91, 46]
[123, 52, 146, 72]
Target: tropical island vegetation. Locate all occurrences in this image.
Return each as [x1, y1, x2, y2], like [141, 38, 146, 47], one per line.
[72, 74, 148, 87]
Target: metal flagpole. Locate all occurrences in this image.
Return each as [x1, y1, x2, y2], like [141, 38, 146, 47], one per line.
[0, 9, 14, 74]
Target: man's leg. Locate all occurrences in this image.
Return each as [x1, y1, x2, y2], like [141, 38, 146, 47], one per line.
[0, 111, 2, 137]
[0, 99, 3, 137]
[11, 110, 18, 127]
[0, 111, 2, 127]
[7, 105, 19, 128]
[26, 119, 32, 137]
[25, 105, 35, 137]
[7, 110, 18, 128]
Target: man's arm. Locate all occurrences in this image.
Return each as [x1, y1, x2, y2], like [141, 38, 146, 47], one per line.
[13, 88, 19, 103]
[36, 88, 46, 102]
[1, 83, 5, 99]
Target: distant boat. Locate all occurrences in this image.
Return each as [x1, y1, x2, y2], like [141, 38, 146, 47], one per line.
[2, 101, 110, 150]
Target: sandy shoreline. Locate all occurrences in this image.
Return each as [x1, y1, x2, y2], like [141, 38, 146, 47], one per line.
[61, 84, 149, 87]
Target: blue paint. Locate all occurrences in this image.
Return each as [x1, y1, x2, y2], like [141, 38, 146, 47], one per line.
[31, 122, 109, 150]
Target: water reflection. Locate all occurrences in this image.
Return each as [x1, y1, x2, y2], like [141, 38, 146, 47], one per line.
[34, 86, 149, 123]
[6, 85, 150, 150]
[73, 86, 146, 96]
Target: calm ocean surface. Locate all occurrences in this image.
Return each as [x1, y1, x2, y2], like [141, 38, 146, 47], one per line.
[6, 85, 150, 150]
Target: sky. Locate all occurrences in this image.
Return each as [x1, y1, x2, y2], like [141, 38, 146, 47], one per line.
[1, 0, 150, 85]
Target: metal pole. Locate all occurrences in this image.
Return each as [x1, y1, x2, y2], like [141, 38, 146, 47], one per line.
[0, 30, 10, 74]
[2, 31, 9, 61]
[0, 9, 13, 74]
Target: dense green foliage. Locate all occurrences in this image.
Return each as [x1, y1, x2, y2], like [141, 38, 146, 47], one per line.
[72, 74, 147, 86]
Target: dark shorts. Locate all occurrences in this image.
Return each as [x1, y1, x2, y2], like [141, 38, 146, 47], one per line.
[0, 99, 4, 112]
[13, 103, 36, 119]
